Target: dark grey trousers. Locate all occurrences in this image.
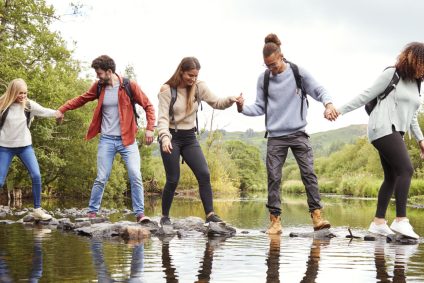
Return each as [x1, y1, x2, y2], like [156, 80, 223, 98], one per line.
[266, 131, 323, 216]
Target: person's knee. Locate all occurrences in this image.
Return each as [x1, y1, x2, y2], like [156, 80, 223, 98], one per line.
[196, 169, 210, 183]
[30, 172, 41, 183]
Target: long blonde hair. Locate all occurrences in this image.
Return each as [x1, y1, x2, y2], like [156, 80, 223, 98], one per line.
[165, 57, 201, 114]
[0, 78, 28, 116]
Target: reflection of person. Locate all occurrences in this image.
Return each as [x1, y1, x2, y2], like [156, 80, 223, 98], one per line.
[29, 229, 47, 282]
[160, 239, 178, 283]
[300, 239, 329, 283]
[90, 239, 146, 282]
[195, 236, 227, 283]
[0, 253, 12, 283]
[0, 78, 62, 221]
[336, 42, 424, 239]
[129, 244, 145, 282]
[236, 33, 334, 234]
[266, 235, 281, 283]
[373, 239, 417, 282]
[157, 57, 239, 225]
[58, 55, 155, 223]
[90, 240, 113, 282]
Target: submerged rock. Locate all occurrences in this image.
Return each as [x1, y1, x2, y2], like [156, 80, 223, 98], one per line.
[289, 229, 337, 239]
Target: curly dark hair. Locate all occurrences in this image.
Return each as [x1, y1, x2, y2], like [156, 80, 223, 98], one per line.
[91, 55, 116, 73]
[263, 33, 282, 58]
[395, 42, 424, 81]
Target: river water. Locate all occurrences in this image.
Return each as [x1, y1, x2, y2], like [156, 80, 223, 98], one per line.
[0, 194, 423, 282]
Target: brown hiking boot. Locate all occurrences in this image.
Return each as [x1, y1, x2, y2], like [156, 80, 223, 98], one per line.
[311, 209, 331, 231]
[266, 214, 282, 234]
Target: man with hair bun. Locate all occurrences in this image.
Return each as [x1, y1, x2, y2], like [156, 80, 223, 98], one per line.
[236, 33, 337, 234]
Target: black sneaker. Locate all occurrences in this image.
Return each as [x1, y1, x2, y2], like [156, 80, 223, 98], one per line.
[205, 214, 223, 223]
[160, 216, 172, 226]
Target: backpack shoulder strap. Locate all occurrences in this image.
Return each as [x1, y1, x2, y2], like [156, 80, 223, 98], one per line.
[96, 81, 103, 99]
[0, 107, 10, 130]
[122, 78, 140, 123]
[169, 87, 178, 132]
[284, 59, 308, 120]
[379, 68, 400, 100]
[24, 100, 32, 127]
[263, 69, 270, 138]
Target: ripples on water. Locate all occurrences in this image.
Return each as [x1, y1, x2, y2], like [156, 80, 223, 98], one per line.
[0, 196, 423, 282]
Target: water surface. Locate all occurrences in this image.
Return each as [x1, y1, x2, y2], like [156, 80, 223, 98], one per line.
[0, 195, 423, 282]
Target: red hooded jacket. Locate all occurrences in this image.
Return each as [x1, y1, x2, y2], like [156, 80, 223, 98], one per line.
[59, 75, 155, 146]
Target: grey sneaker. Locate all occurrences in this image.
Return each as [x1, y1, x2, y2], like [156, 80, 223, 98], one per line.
[160, 216, 172, 226]
[32, 208, 52, 221]
[205, 214, 223, 224]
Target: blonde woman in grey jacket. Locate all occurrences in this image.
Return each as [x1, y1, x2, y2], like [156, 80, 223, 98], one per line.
[337, 42, 424, 239]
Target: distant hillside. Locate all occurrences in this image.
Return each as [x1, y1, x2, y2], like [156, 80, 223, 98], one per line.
[199, 124, 367, 158]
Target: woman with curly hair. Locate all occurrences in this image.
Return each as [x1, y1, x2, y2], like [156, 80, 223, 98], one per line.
[337, 42, 424, 239]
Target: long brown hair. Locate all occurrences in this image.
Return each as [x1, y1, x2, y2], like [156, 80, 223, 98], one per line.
[395, 42, 424, 81]
[0, 78, 28, 117]
[165, 57, 201, 113]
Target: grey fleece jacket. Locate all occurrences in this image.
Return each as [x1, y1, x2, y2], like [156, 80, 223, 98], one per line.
[338, 68, 423, 142]
[242, 63, 333, 137]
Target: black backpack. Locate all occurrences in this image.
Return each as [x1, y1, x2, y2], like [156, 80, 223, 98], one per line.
[365, 68, 421, 115]
[169, 85, 202, 134]
[0, 100, 32, 130]
[96, 78, 140, 125]
[263, 59, 308, 138]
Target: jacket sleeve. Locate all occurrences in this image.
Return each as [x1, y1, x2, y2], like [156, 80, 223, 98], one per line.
[338, 68, 395, 115]
[410, 109, 424, 141]
[131, 81, 156, 131]
[157, 85, 172, 142]
[197, 81, 234, 110]
[28, 100, 57, 117]
[242, 73, 266, 116]
[299, 67, 332, 106]
[58, 83, 98, 113]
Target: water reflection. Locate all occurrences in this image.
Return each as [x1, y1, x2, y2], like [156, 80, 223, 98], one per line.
[161, 237, 179, 283]
[90, 239, 146, 282]
[300, 239, 330, 283]
[265, 235, 330, 283]
[195, 236, 228, 283]
[160, 236, 229, 283]
[266, 235, 281, 283]
[374, 239, 419, 283]
[0, 253, 12, 283]
[29, 229, 45, 282]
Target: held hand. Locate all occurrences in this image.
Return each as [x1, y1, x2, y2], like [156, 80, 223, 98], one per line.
[55, 110, 64, 124]
[324, 103, 338, 121]
[161, 139, 173, 154]
[145, 130, 154, 145]
[236, 93, 244, 113]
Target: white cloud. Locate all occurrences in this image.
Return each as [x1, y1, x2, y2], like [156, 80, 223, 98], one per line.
[47, 0, 424, 133]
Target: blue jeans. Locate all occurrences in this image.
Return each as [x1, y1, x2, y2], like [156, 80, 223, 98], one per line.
[89, 135, 144, 215]
[0, 145, 42, 208]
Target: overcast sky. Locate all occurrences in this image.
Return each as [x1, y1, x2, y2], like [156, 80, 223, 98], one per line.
[47, 0, 424, 133]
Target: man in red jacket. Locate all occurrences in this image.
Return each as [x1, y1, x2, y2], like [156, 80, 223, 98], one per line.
[58, 55, 155, 222]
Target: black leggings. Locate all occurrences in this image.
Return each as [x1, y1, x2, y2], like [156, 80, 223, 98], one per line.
[372, 130, 413, 218]
[160, 129, 213, 216]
